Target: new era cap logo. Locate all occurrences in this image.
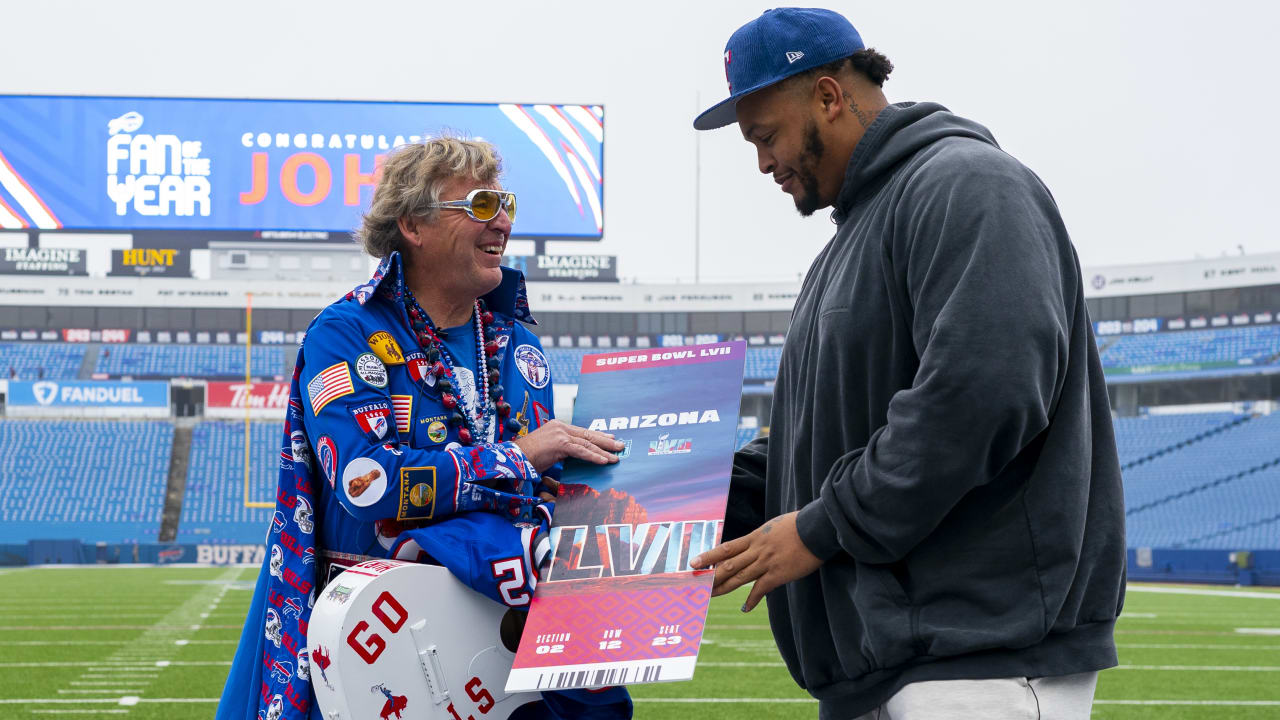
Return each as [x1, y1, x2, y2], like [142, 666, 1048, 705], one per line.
[785, 51, 804, 64]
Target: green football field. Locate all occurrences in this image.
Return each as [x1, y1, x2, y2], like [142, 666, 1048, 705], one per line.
[0, 566, 1278, 719]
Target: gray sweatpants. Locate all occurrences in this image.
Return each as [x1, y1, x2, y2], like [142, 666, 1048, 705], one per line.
[852, 671, 1099, 720]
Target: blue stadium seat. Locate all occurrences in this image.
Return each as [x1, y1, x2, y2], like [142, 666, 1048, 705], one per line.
[176, 421, 279, 544]
[0, 419, 173, 543]
[1099, 325, 1280, 377]
[1121, 412, 1280, 550]
[95, 344, 286, 378]
[0, 342, 87, 380]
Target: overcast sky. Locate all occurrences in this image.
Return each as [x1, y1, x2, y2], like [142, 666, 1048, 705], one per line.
[4, 0, 1278, 284]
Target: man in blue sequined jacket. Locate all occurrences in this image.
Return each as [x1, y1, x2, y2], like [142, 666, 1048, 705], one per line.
[218, 137, 630, 720]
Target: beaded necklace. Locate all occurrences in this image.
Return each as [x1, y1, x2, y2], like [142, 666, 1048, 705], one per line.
[402, 291, 518, 445]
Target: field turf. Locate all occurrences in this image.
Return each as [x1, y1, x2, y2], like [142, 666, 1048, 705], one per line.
[0, 566, 1277, 718]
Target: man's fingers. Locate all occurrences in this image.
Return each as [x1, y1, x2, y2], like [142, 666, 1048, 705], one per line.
[712, 558, 764, 598]
[741, 572, 777, 613]
[690, 535, 748, 569]
[563, 437, 616, 465]
[564, 423, 626, 451]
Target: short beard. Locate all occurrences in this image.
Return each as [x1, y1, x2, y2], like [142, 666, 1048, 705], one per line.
[794, 121, 826, 217]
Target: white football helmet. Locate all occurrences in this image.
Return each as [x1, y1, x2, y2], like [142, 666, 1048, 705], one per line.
[308, 559, 541, 720]
[294, 496, 315, 535]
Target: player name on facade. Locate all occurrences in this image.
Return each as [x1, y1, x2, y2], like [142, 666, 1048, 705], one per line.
[545, 519, 722, 582]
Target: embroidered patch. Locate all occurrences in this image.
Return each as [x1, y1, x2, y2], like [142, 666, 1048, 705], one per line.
[513, 344, 550, 389]
[390, 394, 412, 435]
[354, 353, 388, 388]
[532, 400, 552, 428]
[405, 351, 436, 387]
[366, 331, 406, 365]
[341, 457, 387, 507]
[316, 436, 338, 488]
[397, 466, 438, 520]
[307, 362, 354, 414]
[348, 400, 391, 442]
[427, 420, 448, 444]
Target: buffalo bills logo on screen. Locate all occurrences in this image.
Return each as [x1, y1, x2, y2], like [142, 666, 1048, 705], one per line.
[513, 344, 550, 389]
[316, 436, 338, 489]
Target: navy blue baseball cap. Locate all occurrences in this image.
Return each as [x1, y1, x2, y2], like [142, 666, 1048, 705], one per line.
[694, 8, 864, 130]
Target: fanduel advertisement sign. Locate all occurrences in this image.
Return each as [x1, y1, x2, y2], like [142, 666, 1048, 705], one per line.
[7, 380, 169, 417]
[0, 95, 604, 238]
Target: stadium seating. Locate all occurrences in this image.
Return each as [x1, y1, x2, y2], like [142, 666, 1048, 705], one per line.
[1099, 325, 1280, 378]
[0, 419, 172, 543]
[1122, 412, 1280, 550]
[735, 426, 759, 450]
[95, 344, 286, 378]
[545, 348, 590, 385]
[0, 342, 86, 380]
[745, 347, 783, 381]
[1110, 412, 1244, 467]
[176, 421, 278, 544]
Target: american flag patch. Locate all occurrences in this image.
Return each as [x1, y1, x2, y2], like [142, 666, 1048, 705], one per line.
[391, 394, 412, 434]
[307, 362, 354, 414]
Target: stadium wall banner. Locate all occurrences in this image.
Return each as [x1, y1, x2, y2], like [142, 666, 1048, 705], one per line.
[205, 380, 289, 418]
[5, 379, 169, 418]
[109, 248, 191, 277]
[0, 247, 87, 275]
[508, 254, 618, 282]
[0, 95, 604, 238]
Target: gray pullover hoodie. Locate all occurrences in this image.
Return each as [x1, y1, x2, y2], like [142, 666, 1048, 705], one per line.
[726, 102, 1126, 718]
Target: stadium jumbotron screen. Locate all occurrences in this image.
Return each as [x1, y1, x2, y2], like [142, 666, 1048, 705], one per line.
[0, 94, 604, 239]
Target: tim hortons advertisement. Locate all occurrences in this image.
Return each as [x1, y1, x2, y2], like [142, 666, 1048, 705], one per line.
[206, 381, 290, 418]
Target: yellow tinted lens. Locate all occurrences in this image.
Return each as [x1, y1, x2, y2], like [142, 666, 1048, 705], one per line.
[470, 190, 499, 221]
[504, 193, 516, 221]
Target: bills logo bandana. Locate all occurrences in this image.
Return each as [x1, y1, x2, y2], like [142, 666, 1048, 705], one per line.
[257, 344, 322, 720]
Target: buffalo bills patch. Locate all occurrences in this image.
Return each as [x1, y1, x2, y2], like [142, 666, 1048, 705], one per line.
[513, 344, 550, 389]
[348, 400, 392, 443]
[316, 436, 338, 488]
[405, 351, 436, 388]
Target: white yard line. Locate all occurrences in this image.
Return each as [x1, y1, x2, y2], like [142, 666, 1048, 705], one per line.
[1114, 664, 1280, 671]
[0, 662, 229, 668]
[1095, 700, 1280, 706]
[1127, 586, 1280, 600]
[1237, 628, 1280, 635]
[1119, 643, 1280, 650]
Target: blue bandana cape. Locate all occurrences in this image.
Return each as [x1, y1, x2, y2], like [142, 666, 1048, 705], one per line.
[218, 254, 631, 720]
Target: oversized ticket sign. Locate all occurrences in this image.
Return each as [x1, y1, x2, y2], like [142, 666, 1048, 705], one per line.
[506, 342, 746, 692]
[0, 95, 603, 238]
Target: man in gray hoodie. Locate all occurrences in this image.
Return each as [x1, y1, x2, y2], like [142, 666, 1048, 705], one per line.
[690, 8, 1126, 720]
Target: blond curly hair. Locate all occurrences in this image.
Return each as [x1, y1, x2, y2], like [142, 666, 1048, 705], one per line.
[355, 135, 504, 258]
